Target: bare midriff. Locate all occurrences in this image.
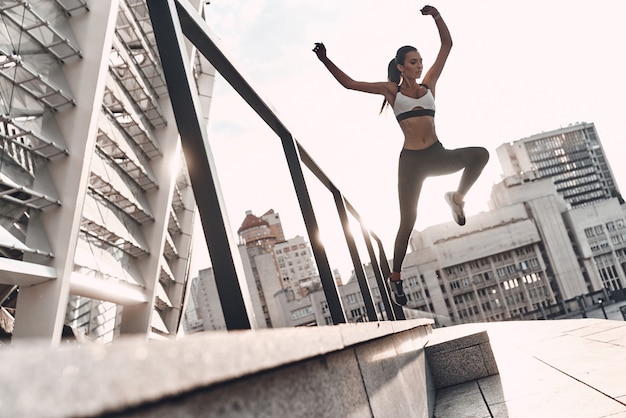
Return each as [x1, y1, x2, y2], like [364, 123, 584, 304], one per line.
[398, 115, 438, 150]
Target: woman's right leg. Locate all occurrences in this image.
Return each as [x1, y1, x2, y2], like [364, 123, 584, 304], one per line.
[392, 181, 422, 274]
[392, 148, 427, 275]
[387, 149, 427, 305]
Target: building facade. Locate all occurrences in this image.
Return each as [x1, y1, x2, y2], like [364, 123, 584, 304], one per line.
[274, 235, 319, 299]
[495, 122, 621, 208]
[181, 277, 204, 334]
[564, 198, 626, 294]
[273, 186, 622, 328]
[0, 1, 212, 344]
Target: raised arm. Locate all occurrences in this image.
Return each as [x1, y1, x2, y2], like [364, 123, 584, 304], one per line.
[420, 5, 452, 92]
[313, 42, 395, 101]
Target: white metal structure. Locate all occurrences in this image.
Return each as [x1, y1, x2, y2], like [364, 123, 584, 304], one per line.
[0, 0, 211, 345]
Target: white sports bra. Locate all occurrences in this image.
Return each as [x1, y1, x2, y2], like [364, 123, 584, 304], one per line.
[392, 84, 436, 121]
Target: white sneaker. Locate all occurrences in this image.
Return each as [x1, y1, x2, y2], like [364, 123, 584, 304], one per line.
[445, 191, 466, 226]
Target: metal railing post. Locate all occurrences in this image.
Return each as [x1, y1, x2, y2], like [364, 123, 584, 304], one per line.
[359, 224, 397, 321]
[333, 192, 377, 322]
[146, 0, 252, 330]
[372, 233, 405, 320]
[280, 134, 346, 324]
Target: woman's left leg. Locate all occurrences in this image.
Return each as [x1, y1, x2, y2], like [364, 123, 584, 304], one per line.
[431, 145, 490, 224]
[431, 146, 490, 194]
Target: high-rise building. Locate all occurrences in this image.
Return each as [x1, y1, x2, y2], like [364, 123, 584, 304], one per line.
[226, 210, 319, 328]
[189, 268, 227, 331]
[495, 122, 621, 208]
[236, 210, 283, 327]
[0, 1, 212, 344]
[181, 277, 204, 334]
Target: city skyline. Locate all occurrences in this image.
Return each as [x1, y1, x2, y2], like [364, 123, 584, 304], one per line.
[191, 0, 626, 280]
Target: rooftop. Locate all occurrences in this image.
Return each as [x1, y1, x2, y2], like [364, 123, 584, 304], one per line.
[433, 318, 626, 417]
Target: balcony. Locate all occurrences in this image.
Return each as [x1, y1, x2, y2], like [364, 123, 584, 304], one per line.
[0, 1, 82, 63]
[0, 46, 75, 110]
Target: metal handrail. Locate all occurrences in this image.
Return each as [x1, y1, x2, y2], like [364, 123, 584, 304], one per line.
[147, 0, 404, 329]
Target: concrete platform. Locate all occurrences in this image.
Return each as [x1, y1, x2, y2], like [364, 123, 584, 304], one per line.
[433, 319, 626, 418]
[3, 317, 626, 417]
[0, 319, 437, 417]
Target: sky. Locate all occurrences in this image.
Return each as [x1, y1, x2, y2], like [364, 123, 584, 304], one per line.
[190, 0, 626, 281]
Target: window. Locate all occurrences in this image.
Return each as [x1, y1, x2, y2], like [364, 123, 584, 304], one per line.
[292, 306, 313, 320]
[350, 308, 363, 318]
[347, 293, 358, 304]
[411, 290, 423, 300]
[321, 301, 329, 313]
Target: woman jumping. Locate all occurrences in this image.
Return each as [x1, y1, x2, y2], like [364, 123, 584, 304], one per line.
[313, 5, 489, 307]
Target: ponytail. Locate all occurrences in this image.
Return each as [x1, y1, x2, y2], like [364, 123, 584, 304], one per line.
[379, 45, 417, 114]
[380, 58, 400, 113]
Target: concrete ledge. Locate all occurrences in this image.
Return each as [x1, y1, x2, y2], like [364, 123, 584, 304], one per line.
[1, 319, 434, 417]
[426, 328, 499, 389]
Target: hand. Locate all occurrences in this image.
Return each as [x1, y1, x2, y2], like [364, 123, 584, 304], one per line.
[312, 42, 327, 60]
[420, 5, 440, 17]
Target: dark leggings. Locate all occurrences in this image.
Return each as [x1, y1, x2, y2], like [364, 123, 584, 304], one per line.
[392, 141, 489, 273]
